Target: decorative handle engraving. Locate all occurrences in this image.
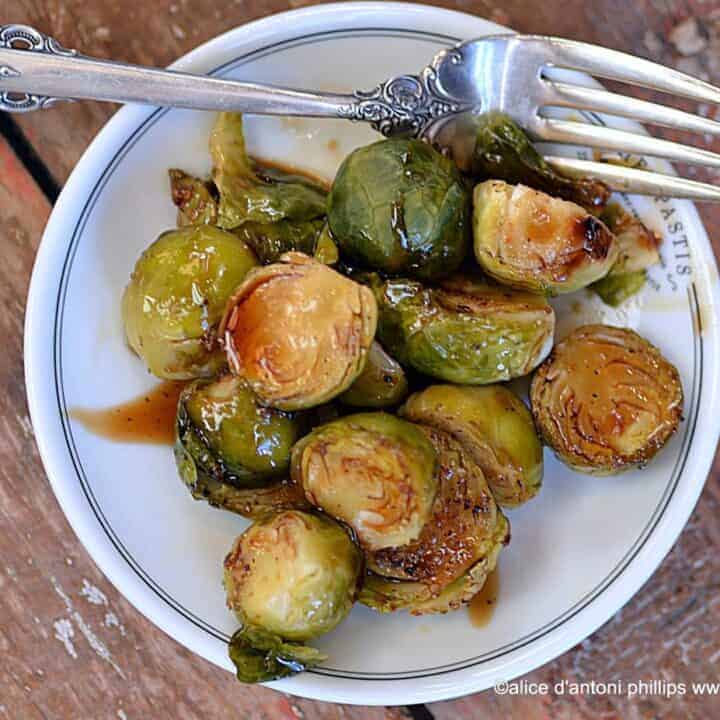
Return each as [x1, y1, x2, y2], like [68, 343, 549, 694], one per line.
[0, 24, 77, 112]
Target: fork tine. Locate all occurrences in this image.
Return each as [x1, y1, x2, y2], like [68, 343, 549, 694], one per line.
[530, 35, 720, 106]
[543, 155, 720, 201]
[542, 81, 720, 137]
[534, 118, 720, 168]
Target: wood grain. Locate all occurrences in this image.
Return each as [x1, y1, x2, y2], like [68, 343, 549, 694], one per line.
[2, 1, 720, 718]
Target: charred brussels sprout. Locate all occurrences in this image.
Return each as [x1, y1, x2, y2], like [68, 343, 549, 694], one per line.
[339, 341, 408, 408]
[122, 226, 258, 379]
[591, 203, 661, 306]
[169, 169, 218, 226]
[374, 275, 555, 384]
[471, 112, 610, 211]
[400, 384, 542, 507]
[220, 253, 377, 410]
[175, 374, 304, 488]
[473, 180, 619, 295]
[360, 426, 510, 615]
[530, 324, 683, 474]
[291, 412, 438, 551]
[328, 138, 469, 281]
[224, 510, 362, 682]
[211, 113, 327, 229]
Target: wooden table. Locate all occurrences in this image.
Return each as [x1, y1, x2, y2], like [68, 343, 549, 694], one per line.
[2, 1, 720, 718]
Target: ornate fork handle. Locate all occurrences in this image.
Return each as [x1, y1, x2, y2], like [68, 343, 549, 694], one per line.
[0, 23, 468, 137]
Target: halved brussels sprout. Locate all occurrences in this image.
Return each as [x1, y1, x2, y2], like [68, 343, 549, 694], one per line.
[530, 324, 683, 474]
[373, 274, 555, 384]
[339, 341, 408, 408]
[122, 226, 258, 379]
[169, 169, 218, 226]
[175, 374, 305, 489]
[366, 426, 504, 588]
[473, 180, 619, 295]
[220, 253, 377, 410]
[471, 112, 610, 211]
[210, 113, 327, 229]
[328, 138, 469, 281]
[591, 203, 661, 306]
[291, 412, 438, 551]
[224, 510, 362, 682]
[400, 384, 542, 507]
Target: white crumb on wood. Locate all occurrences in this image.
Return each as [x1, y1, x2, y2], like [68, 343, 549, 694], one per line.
[80, 578, 108, 606]
[117, 711, 128, 720]
[53, 618, 78, 659]
[104, 611, 127, 637]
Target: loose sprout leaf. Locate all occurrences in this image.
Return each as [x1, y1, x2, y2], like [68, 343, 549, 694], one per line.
[339, 340, 409, 408]
[233, 218, 326, 264]
[168, 169, 218, 227]
[210, 113, 327, 229]
[591, 270, 648, 307]
[471, 111, 610, 211]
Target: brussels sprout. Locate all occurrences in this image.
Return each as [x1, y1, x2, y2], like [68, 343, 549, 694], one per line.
[328, 138, 469, 281]
[224, 510, 362, 682]
[220, 253, 377, 410]
[473, 180, 619, 295]
[471, 112, 610, 211]
[169, 169, 218, 227]
[360, 426, 510, 615]
[122, 226, 258, 379]
[232, 218, 332, 265]
[175, 375, 305, 490]
[291, 412, 438, 551]
[339, 341, 408, 408]
[360, 513, 509, 615]
[591, 203, 661, 306]
[373, 274, 555, 384]
[530, 324, 683, 474]
[210, 113, 326, 229]
[400, 384, 542, 507]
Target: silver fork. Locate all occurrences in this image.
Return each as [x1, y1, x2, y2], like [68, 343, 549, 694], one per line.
[3, 23, 720, 201]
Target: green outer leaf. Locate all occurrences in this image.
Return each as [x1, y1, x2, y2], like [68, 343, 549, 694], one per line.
[591, 270, 647, 306]
[338, 340, 408, 408]
[228, 625, 326, 683]
[233, 219, 325, 264]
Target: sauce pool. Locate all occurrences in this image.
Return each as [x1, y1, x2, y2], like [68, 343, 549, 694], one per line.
[70, 380, 186, 445]
[468, 569, 499, 628]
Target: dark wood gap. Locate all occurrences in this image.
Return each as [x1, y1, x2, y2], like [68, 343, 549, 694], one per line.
[404, 704, 436, 720]
[0, 112, 61, 203]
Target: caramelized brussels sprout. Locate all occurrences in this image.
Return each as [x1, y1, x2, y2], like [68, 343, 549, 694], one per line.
[400, 384, 542, 507]
[220, 253, 377, 410]
[175, 375, 304, 490]
[169, 169, 218, 226]
[291, 412, 438, 551]
[530, 324, 683, 474]
[224, 510, 362, 682]
[591, 203, 661, 306]
[473, 180, 619, 295]
[328, 138, 469, 280]
[339, 341, 408, 408]
[471, 112, 610, 211]
[211, 113, 326, 229]
[373, 275, 555, 384]
[360, 426, 510, 614]
[122, 226, 258, 379]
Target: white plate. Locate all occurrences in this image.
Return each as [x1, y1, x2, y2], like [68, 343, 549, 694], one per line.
[25, 2, 720, 705]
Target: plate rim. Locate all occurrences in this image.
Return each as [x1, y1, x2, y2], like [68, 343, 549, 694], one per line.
[24, 1, 720, 705]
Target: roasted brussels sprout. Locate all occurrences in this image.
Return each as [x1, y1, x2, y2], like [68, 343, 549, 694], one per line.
[224, 510, 362, 682]
[471, 112, 610, 211]
[360, 426, 510, 614]
[591, 203, 661, 306]
[220, 253, 377, 410]
[210, 113, 326, 229]
[169, 169, 218, 226]
[339, 341, 408, 408]
[291, 412, 438, 551]
[232, 218, 326, 264]
[328, 138, 469, 281]
[122, 226, 258, 379]
[373, 274, 554, 384]
[473, 180, 619, 295]
[400, 384, 542, 507]
[530, 324, 683, 474]
[175, 374, 305, 489]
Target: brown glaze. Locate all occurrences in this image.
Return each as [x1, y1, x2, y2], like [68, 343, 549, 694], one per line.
[70, 380, 186, 445]
[468, 569, 499, 627]
[253, 157, 332, 192]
